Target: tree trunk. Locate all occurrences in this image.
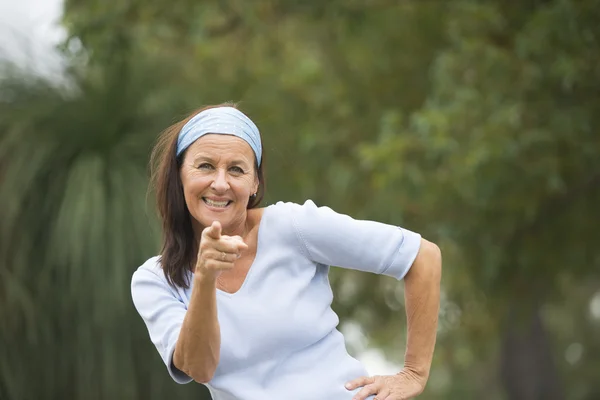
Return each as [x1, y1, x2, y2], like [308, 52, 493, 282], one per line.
[499, 301, 565, 400]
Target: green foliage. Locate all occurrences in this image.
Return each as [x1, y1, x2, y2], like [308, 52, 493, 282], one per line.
[359, 1, 600, 397]
[361, 0, 600, 296]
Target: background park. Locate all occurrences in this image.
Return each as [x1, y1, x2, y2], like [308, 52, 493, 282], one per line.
[1, 1, 599, 399]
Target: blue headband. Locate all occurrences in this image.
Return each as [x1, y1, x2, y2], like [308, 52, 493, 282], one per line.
[176, 107, 262, 165]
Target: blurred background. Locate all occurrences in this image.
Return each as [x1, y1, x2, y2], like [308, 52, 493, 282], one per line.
[1, 0, 599, 399]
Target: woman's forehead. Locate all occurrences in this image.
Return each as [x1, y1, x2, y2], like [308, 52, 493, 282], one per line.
[186, 134, 255, 161]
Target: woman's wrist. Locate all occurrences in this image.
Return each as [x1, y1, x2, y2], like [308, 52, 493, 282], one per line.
[193, 268, 219, 287]
[399, 361, 430, 383]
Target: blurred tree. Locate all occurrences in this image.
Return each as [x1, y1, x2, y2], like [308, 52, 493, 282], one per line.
[360, 1, 600, 398]
[0, 49, 211, 400]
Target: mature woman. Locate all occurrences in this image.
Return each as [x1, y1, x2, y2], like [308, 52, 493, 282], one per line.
[131, 104, 442, 400]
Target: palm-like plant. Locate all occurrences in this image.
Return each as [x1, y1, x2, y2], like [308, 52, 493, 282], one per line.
[0, 56, 211, 399]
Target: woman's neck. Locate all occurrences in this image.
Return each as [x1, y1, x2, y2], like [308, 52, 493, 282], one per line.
[222, 213, 252, 238]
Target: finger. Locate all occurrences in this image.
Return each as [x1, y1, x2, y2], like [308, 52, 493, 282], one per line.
[208, 238, 247, 254]
[204, 221, 222, 240]
[205, 249, 239, 263]
[228, 236, 249, 251]
[346, 376, 375, 391]
[221, 234, 248, 245]
[352, 383, 380, 400]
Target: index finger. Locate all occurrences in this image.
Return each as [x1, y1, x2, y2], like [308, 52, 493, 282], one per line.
[203, 221, 222, 240]
[345, 376, 375, 391]
[222, 235, 249, 251]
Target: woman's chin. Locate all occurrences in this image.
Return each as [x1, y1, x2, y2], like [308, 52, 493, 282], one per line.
[194, 206, 234, 228]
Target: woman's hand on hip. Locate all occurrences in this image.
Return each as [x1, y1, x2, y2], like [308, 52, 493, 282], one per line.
[195, 221, 248, 280]
[345, 368, 426, 400]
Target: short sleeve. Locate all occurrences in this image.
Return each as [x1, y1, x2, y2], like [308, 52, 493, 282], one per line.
[288, 200, 422, 280]
[131, 262, 193, 384]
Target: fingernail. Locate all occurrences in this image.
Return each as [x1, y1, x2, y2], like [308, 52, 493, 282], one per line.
[345, 383, 351, 389]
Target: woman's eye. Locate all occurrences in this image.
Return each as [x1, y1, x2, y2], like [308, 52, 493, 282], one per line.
[198, 163, 213, 170]
[230, 166, 244, 174]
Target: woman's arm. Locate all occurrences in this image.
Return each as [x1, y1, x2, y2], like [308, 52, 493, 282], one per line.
[173, 274, 221, 383]
[287, 200, 422, 279]
[174, 222, 247, 383]
[346, 239, 442, 399]
[402, 238, 442, 382]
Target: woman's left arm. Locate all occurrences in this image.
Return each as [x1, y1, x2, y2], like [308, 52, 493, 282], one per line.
[346, 238, 442, 400]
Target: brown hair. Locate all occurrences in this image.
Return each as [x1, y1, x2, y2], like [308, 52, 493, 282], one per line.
[149, 103, 266, 288]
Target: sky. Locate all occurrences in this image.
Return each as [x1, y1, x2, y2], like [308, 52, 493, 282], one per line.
[0, 0, 66, 76]
[0, 0, 402, 377]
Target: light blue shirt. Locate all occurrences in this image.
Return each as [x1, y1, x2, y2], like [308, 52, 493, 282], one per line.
[131, 200, 422, 400]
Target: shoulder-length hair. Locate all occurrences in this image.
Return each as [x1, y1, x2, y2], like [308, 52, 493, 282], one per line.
[149, 103, 266, 288]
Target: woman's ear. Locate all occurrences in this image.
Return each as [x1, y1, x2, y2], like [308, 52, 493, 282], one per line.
[253, 174, 259, 195]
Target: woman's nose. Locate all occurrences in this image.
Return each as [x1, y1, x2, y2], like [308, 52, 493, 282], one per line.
[210, 169, 230, 192]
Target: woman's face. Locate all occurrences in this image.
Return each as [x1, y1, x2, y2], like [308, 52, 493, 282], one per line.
[179, 134, 259, 235]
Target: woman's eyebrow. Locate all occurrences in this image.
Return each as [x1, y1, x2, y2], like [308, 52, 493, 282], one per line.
[230, 159, 251, 166]
[192, 155, 250, 166]
[192, 155, 214, 164]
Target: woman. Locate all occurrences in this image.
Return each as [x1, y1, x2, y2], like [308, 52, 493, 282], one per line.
[131, 103, 442, 400]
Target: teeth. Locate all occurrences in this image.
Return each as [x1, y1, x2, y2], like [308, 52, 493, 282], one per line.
[204, 198, 229, 208]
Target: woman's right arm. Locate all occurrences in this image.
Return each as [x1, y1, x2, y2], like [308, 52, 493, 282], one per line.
[173, 221, 247, 383]
[173, 222, 248, 383]
[172, 273, 220, 383]
[131, 270, 222, 383]
[132, 221, 246, 384]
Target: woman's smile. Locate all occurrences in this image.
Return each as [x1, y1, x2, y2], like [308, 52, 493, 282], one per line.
[202, 197, 233, 209]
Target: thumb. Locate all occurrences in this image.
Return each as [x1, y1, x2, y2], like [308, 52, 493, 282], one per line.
[205, 221, 222, 240]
